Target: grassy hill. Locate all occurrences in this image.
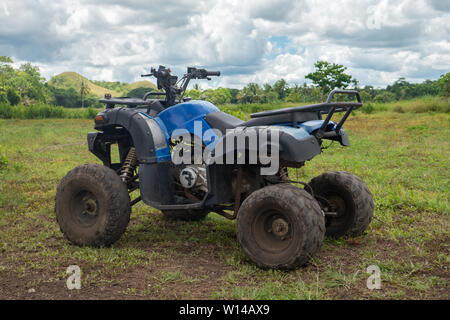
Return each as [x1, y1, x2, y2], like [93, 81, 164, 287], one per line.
[126, 80, 157, 91]
[47, 72, 122, 98]
[48, 72, 157, 98]
[91, 80, 157, 96]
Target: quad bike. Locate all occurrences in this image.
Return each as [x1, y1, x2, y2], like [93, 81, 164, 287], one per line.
[55, 65, 374, 269]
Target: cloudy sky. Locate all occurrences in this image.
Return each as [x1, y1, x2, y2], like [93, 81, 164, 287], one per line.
[1, 0, 449, 88]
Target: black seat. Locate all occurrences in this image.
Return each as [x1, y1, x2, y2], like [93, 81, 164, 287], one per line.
[204, 112, 244, 133]
[204, 111, 320, 133]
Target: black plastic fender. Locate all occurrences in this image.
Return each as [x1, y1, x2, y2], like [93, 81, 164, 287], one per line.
[91, 107, 158, 164]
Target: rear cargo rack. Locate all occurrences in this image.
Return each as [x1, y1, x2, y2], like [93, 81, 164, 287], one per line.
[250, 89, 362, 137]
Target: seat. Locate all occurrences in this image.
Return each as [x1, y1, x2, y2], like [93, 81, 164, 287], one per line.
[203, 112, 244, 133]
[204, 111, 320, 133]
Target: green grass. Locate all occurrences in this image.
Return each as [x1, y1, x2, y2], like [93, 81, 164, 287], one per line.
[362, 97, 449, 114]
[0, 108, 448, 299]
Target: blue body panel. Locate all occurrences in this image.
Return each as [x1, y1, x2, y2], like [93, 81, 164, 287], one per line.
[157, 100, 219, 134]
[142, 100, 222, 162]
[272, 120, 338, 140]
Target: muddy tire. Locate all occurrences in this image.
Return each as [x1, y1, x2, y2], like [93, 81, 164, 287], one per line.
[55, 164, 131, 246]
[236, 184, 325, 269]
[307, 171, 374, 238]
[161, 209, 208, 221]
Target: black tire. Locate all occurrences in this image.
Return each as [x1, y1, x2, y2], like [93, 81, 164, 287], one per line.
[161, 209, 208, 221]
[307, 171, 374, 238]
[55, 164, 131, 246]
[236, 184, 325, 270]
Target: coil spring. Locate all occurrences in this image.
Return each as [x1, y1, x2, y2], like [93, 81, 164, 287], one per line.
[120, 147, 137, 183]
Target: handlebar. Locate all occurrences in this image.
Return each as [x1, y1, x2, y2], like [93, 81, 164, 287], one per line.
[140, 65, 221, 107]
[206, 71, 220, 77]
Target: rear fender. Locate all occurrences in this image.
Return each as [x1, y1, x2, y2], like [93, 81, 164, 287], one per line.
[209, 126, 322, 168]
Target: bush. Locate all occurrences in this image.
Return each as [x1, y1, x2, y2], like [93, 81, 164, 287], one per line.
[374, 92, 396, 103]
[361, 103, 374, 114]
[393, 105, 405, 113]
[0, 92, 8, 103]
[360, 91, 372, 103]
[392, 97, 449, 113]
[0, 102, 101, 119]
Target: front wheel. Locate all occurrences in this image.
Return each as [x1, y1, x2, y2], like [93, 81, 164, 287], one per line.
[307, 171, 374, 238]
[55, 164, 131, 246]
[236, 184, 325, 270]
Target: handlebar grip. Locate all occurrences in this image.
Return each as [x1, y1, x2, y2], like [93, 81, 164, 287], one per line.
[206, 71, 220, 76]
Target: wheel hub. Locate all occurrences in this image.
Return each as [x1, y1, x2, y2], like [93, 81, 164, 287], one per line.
[328, 195, 346, 218]
[72, 190, 100, 227]
[83, 198, 97, 216]
[271, 218, 289, 237]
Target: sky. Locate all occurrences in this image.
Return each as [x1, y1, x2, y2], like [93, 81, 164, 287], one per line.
[0, 0, 449, 89]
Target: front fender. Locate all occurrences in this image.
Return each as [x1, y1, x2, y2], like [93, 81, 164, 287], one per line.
[92, 107, 158, 164]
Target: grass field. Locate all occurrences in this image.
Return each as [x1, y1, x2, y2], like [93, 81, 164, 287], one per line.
[0, 110, 448, 299]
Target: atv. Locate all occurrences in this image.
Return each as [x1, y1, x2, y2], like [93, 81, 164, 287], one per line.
[55, 65, 374, 269]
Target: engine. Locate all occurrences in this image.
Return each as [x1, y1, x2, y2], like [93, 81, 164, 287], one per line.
[179, 165, 208, 193]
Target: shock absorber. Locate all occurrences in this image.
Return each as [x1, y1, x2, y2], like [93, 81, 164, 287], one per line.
[120, 147, 137, 183]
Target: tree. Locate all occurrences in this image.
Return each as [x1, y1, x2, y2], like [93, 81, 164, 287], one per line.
[186, 89, 202, 100]
[80, 80, 90, 108]
[436, 72, 450, 98]
[49, 86, 79, 108]
[237, 83, 264, 103]
[360, 91, 372, 103]
[229, 88, 239, 103]
[200, 87, 232, 105]
[306, 61, 355, 95]
[15, 63, 49, 104]
[273, 79, 288, 100]
[374, 91, 396, 103]
[0, 56, 15, 100]
[6, 88, 20, 105]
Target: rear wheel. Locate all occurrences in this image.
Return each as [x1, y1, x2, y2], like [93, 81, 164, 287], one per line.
[236, 184, 325, 269]
[307, 171, 374, 238]
[55, 164, 131, 246]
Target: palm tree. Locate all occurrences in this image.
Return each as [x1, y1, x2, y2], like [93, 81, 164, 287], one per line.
[80, 80, 90, 108]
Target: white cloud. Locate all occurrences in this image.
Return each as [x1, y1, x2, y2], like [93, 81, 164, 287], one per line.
[0, 0, 448, 88]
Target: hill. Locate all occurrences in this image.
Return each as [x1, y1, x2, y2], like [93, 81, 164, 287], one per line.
[127, 80, 157, 91]
[47, 72, 122, 98]
[90, 80, 157, 96]
[47, 72, 157, 98]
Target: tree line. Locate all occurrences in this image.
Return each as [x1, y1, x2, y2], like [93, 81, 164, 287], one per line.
[187, 61, 449, 105]
[1, 56, 448, 109]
